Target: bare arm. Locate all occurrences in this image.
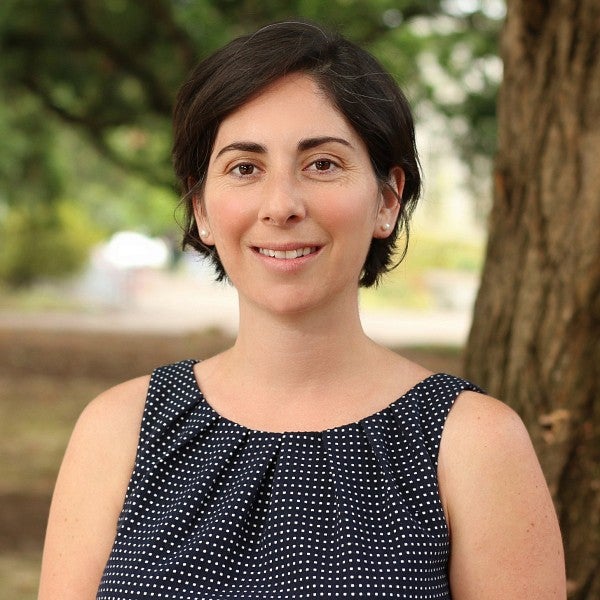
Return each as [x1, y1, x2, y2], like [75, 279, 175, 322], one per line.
[439, 391, 566, 599]
[38, 376, 149, 600]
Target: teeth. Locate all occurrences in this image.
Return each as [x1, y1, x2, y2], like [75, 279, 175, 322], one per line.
[258, 246, 316, 259]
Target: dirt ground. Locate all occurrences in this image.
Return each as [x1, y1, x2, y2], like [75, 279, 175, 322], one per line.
[0, 325, 462, 599]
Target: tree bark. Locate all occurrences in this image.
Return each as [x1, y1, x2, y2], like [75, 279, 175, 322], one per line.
[464, 1, 600, 598]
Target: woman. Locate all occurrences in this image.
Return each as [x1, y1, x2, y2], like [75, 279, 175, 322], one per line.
[39, 21, 565, 599]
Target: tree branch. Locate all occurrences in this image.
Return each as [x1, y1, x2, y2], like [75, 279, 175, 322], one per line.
[87, 133, 174, 190]
[132, 0, 199, 72]
[21, 76, 130, 129]
[21, 78, 173, 190]
[66, 0, 174, 115]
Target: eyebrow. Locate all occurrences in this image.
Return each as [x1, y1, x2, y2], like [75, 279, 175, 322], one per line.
[214, 136, 353, 159]
[215, 142, 266, 159]
[298, 136, 353, 151]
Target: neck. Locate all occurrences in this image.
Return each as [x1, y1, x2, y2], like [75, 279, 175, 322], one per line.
[196, 288, 416, 433]
[228, 292, 376, 391]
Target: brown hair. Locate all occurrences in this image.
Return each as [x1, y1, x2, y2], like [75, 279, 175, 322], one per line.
[172, 20, 421, 287]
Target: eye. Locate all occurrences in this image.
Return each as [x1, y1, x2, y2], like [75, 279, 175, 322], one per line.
[305, 159, 339, 173]
[230, 163, 256, 177]
[314, 159, 333, 171]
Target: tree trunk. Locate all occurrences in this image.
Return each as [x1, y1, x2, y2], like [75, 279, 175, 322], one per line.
[464, 1, 600, 598]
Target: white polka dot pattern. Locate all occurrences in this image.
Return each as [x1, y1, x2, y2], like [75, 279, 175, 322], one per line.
[96, 359, 482, 599]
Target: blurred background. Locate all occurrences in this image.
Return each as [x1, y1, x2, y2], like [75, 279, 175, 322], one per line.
[3, 1, 597, 599]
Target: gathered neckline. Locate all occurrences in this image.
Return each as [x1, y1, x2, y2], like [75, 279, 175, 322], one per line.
[187, 359, 442, 436]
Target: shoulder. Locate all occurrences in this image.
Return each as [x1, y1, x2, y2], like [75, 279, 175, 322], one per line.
[439, 391, 566, 598]
[439, 390, 542, 516]
[51, 374, 152, 527]
[84, 374, 150, 415]
[38, 375, 151, 599]
[73, 375, 150, 453]
[442, 389, 527, 452]
[61, 374, 151, 512]
[85, 374, 150, 419]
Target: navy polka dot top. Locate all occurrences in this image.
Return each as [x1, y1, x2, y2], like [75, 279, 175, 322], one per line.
[97, 359, 482, 599]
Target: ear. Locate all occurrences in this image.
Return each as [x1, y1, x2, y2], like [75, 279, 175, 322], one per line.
[373, 166, 404, 239]
[192, 193, 215, 246]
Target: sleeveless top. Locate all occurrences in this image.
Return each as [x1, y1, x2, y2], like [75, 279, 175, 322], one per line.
[97, 359, 482, 599]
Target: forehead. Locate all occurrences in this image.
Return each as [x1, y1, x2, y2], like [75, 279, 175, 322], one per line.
[213, 73, 360, 148]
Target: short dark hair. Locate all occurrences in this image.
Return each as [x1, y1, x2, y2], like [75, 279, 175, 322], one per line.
[172, 20, 421, 287]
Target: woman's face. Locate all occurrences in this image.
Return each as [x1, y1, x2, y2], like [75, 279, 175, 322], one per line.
[196, 73, 402, 317]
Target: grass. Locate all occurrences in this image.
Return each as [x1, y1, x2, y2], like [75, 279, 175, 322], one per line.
[0, 552, 40, 600]
[0, 375, 106, 495]
[0, 282, 85, 312]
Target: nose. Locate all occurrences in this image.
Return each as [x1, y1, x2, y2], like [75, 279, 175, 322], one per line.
[258, 171, 306, 226]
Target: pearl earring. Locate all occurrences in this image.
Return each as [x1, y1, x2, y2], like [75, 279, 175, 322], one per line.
[200, 229, 209, 238]
[382, 223, 391, 231]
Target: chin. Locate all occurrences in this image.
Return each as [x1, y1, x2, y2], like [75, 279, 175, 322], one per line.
[260, 296, 321, 317]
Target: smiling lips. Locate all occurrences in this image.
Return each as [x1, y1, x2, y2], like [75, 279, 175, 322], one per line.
[257, 246, 318, 259]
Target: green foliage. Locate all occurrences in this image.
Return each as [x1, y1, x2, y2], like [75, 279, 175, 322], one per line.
[0, 0, 502, 184]
[0, 0, 504, 285]
[0, 92, 65, 208]
[0, 200, 101, 286]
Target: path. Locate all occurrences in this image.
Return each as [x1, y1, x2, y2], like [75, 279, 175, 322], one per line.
[0, 270, 472, 347]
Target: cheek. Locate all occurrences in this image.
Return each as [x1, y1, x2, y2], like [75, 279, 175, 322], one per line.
[204, 194, 255, 242]
[323, 186, 380, 235]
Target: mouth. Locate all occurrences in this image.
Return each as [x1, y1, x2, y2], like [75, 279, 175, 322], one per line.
[255, 246, 319, 259]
